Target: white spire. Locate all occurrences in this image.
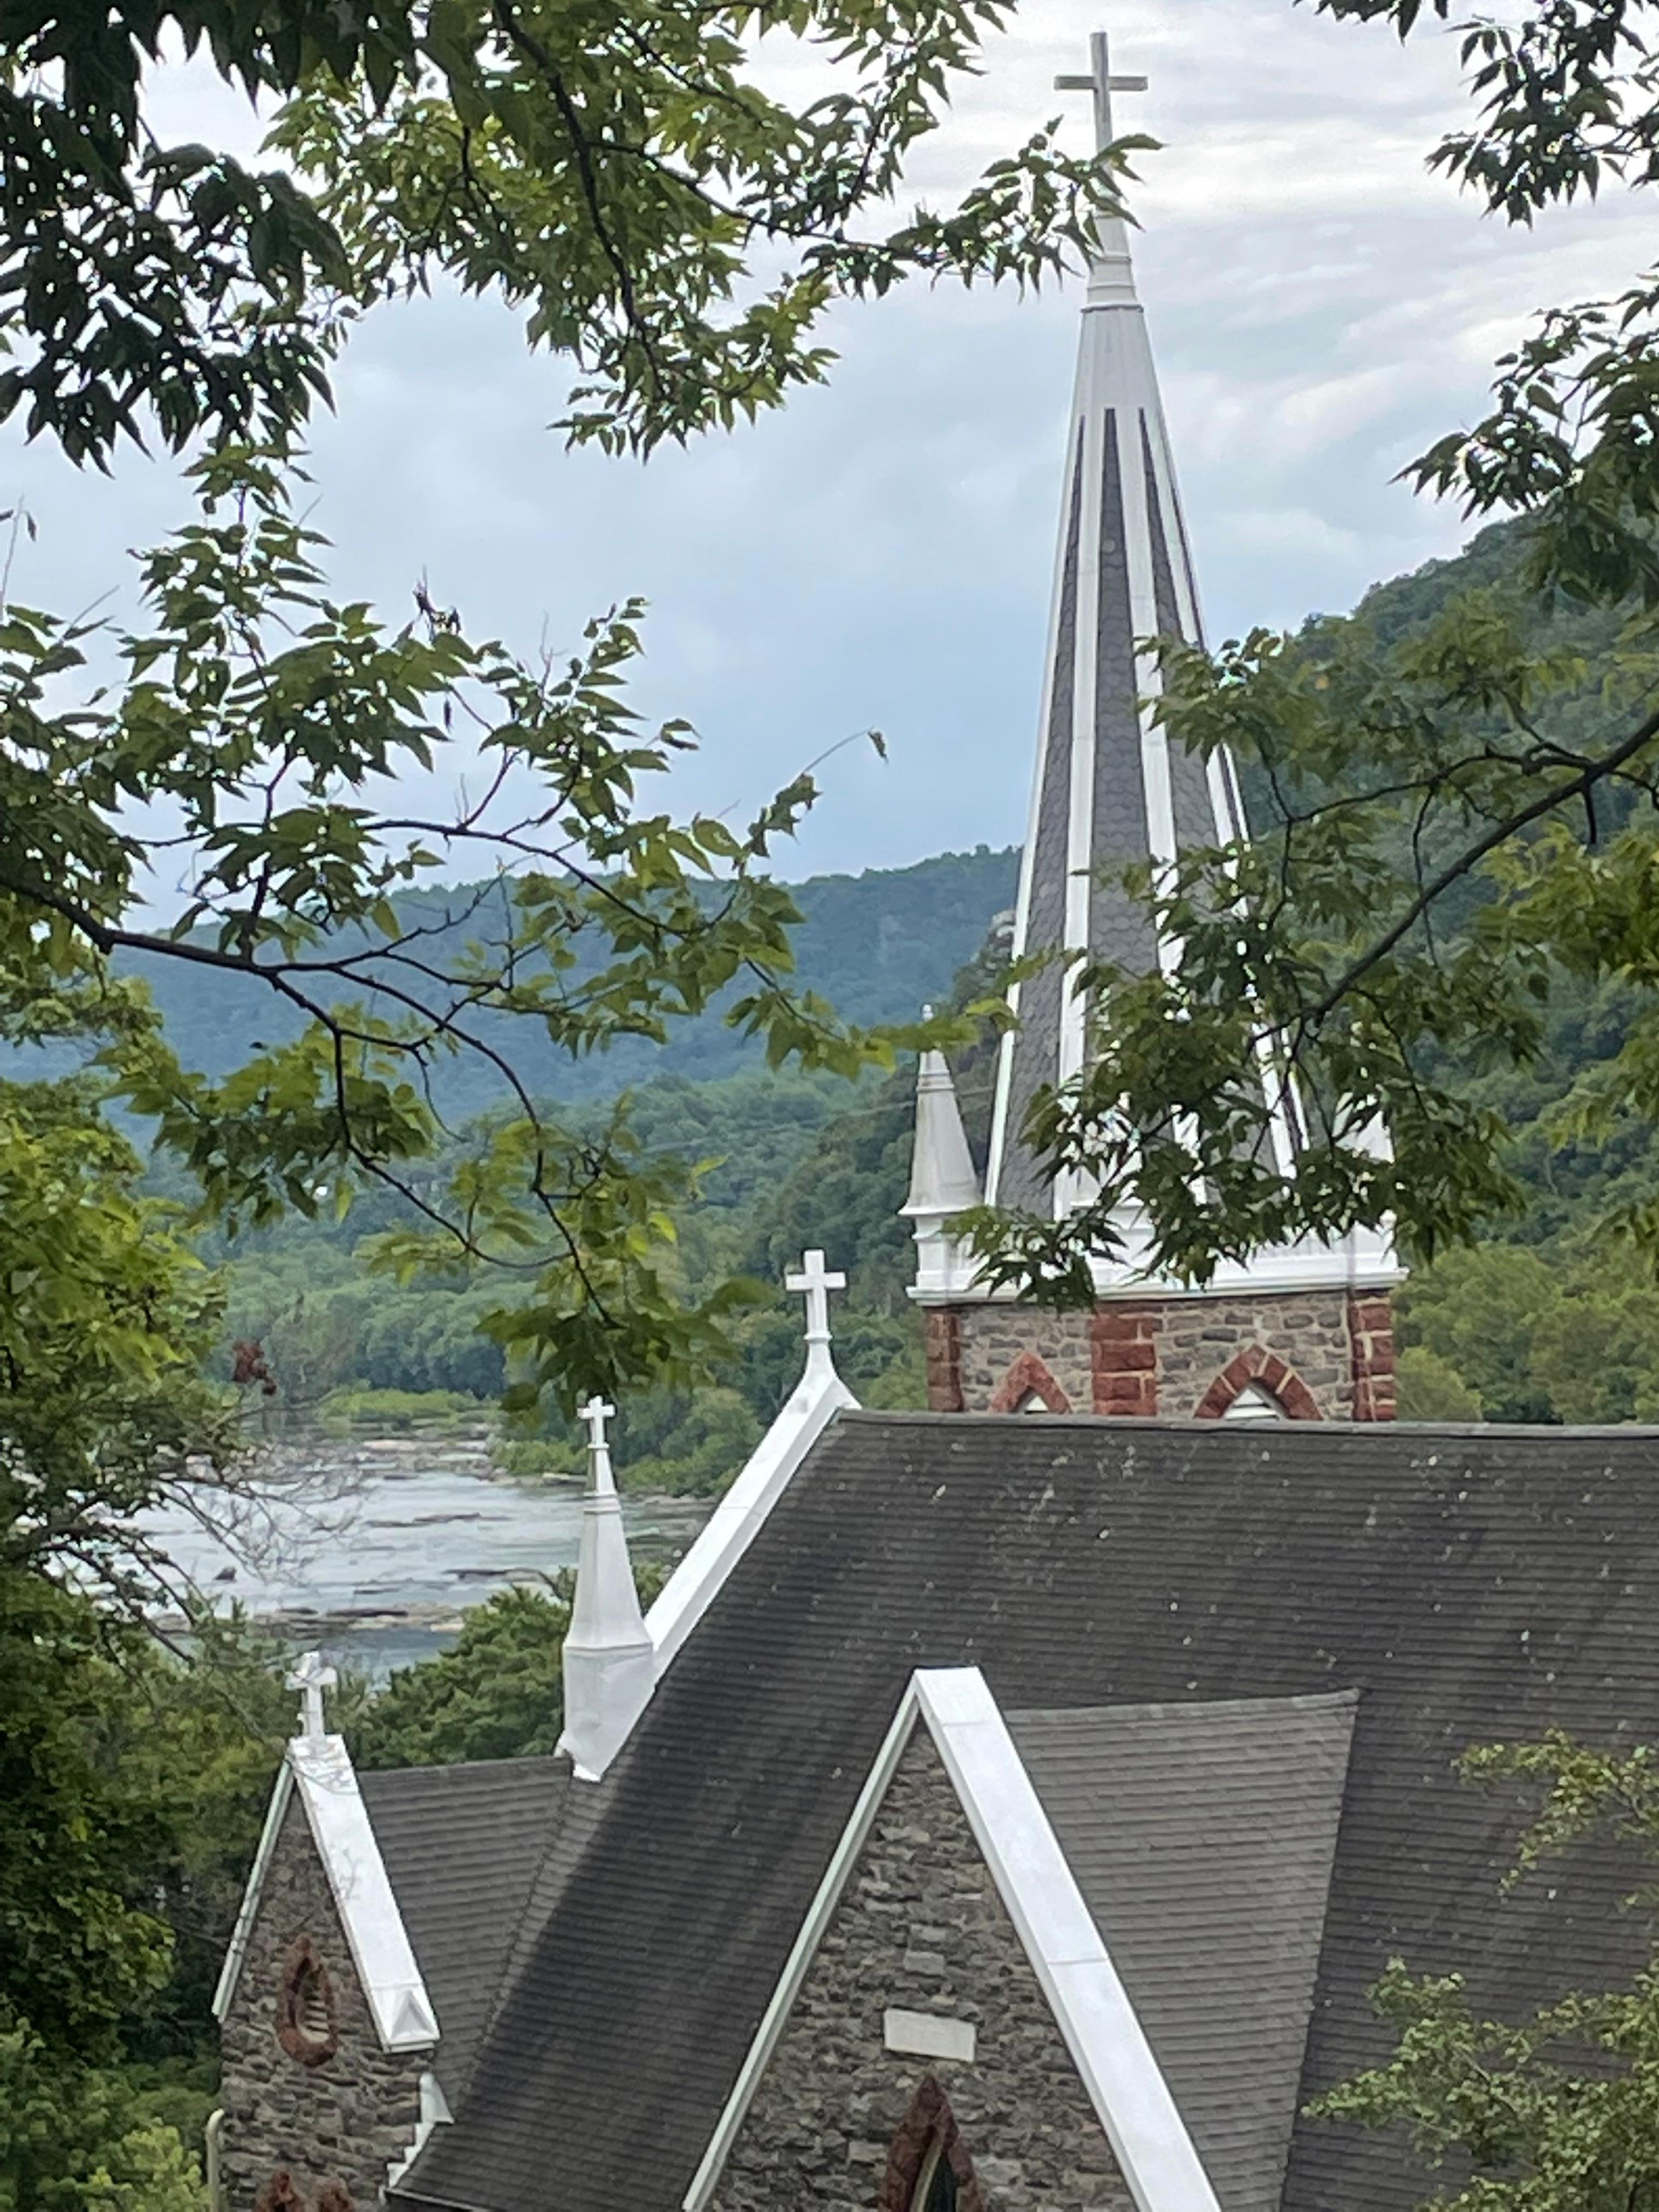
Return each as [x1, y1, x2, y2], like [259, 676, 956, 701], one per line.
[902, 1010, 983, 1298]
[987, 27, 1244, 1222]
[560, 1394, 656, 1781]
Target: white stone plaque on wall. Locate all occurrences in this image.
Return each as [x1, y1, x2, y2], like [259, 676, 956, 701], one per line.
[882, 2008, 977, 2063]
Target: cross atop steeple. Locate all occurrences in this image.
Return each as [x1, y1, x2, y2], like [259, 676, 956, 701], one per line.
[580, 1395, 619, 1497]
[1055, 30, 1147, 156]
[786, 1249, 845, 1350]
[286, 1649, 336, 1743]
[1053, 30, 1148, 310]
[580, 1396, 616, 1453]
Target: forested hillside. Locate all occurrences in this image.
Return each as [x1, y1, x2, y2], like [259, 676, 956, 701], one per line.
[211, 518, 1659, 1462]
[120, 845, 1019, 1114]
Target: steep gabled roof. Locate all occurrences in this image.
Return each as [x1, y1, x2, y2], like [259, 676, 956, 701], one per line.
[360, 1755, 567, 2106]
[1008, 1691, 1356, 2212]
[215, 1734, 439, 2052]
[393, 1414, 1659, 2212]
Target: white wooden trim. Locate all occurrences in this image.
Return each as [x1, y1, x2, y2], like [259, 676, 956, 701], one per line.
[212, 1737, 438, 2054]
[291, 1734, 438, 2050]
[212, 1760, 294, 2021]
[646, 1368, 856, 1677]
[918, 1671, 1221, 2212]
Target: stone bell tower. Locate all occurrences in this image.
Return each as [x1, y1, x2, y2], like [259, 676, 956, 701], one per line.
[905, 32, 1401, 1424]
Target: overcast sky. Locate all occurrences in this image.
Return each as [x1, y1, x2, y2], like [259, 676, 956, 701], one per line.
[3, 0, 1649, 883]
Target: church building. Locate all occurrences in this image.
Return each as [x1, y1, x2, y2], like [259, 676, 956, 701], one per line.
[212, 36, 1658, 2212]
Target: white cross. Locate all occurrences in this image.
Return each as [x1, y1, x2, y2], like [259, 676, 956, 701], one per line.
[286, 1649, 336, 1743]
[1056, 31, 1148, 155]
[786, 1249, 846, 1346]
[580, 1396, 616, 1453]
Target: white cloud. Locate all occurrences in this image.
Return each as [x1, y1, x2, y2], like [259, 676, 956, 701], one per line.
[2, 0, 1650, 879]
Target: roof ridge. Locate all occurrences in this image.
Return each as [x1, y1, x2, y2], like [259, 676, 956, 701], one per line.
[1006, 1687, 1361, 1724]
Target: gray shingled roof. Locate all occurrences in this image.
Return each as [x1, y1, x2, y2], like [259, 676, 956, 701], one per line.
[360, 1755, 567, 2106]
[1009, 1692, 1356, 2212]
[393, 1413, 1659, 2212]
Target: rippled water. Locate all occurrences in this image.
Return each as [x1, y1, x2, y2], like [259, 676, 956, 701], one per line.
[142, 1431, 713, 1677]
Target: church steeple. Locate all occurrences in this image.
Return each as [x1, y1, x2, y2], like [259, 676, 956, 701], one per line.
[907, 30, 1402, 1424]
[986, 31, 1270, 1216]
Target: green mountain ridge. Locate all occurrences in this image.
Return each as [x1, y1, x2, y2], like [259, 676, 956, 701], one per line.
[117, 844, 1020, 1116]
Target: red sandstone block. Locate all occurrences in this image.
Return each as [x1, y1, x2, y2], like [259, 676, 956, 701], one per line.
[1098, 1341, 1158, 1373]
[1097, 1374, 1154, 1407]
[1260, 1354, 1289, 1390]
[1092, 1309, 1156, 1342]
[1350, 1299, 1393, 1332]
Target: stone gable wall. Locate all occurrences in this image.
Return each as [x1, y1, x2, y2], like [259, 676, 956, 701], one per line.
[710, 1733, 1132, 2212]
[931, 1288, 1393, 1421]
[219, 1791, 430, 2212]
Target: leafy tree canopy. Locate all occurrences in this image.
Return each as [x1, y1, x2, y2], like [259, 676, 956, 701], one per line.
[1317, 1728, 1659, 2212]
[1, 0, 1128, 465]
[1, 442, 922, 1440]
[971, 0, 1659, 1295]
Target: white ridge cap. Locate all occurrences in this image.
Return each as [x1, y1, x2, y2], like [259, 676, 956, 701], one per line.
[213, 1735, 437, 2053]
[647, 1251, 856, 1678]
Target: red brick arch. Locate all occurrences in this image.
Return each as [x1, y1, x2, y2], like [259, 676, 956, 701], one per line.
[988, 1351, 1071, 1414]
[1194, 1342, 1322, 1421]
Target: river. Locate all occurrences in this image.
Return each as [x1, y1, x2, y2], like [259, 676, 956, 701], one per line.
[143, 1429, 714, 1678]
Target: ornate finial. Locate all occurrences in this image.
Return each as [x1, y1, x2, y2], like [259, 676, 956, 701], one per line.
[579, 1393, 619, 1498]
[786, 1248, 847, 1350]
[580, 1396, 616, 1453]
[286, 1649, 337, 1743]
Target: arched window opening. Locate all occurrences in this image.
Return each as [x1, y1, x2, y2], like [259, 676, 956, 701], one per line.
[277, 1938, 339, 2067]
[1222, 1381, 1285, 1422]
[912, 2140, 959, 2212]
[883, 2078, 985, 2212]
[254, 2174, 305, 2212]
[988, 1352, 1071, 1414]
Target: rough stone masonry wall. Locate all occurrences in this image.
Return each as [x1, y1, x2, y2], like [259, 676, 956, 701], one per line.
[219, 1793, 430, 2212]
[949, 1307, 1094, 1415]
[711, 1733, 1133, 2212]
[931, 1288, 1393, 1420]
[1156, 1291, 1355, 1419]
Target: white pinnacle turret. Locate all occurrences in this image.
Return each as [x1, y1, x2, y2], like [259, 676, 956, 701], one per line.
[901, 1009, 983, 1297]
[560, 1394, 656, 1781]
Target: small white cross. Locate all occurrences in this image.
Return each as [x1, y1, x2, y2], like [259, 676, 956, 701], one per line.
[286, 1649, 336, 1743]
[580, 1396, 616, 1453]
[786, 1249, 847, 1345]
[1056, 31, 1148, 155]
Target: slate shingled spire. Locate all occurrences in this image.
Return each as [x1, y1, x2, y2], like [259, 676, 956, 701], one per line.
[909, 33, 1400, 1418]
[985, 31, 1277, 1217]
